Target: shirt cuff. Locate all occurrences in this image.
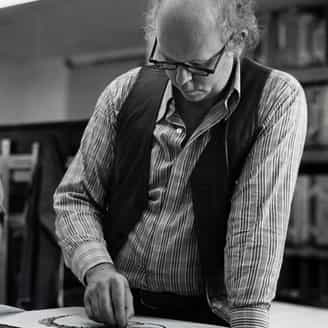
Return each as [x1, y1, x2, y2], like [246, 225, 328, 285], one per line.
[231, 305, 270, 328]
[71, 241, 113, 284]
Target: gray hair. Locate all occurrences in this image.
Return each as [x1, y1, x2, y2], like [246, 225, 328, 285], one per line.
[144, 0, 260, 53]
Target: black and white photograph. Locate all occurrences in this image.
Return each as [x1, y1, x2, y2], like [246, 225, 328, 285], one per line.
[0, 0, 328, 327]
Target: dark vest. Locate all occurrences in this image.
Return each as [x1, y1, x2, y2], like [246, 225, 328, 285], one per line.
[103, 57, 271, 294]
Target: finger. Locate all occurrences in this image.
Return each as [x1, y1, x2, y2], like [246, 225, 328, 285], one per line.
[98, 282, 116, 326]
[125, 284, 135, 320]
[111, 278, 127, 327]
[84, 292, 94, 319]
[93, 292, 103, 321]
[84, 288, 98, 321]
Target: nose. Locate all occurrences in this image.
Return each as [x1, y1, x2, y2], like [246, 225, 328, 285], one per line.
[175, 65, 192, 87]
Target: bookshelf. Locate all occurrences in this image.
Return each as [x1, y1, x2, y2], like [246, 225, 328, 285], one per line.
[255, 0, 328, 308]
[301, 149, 328, 174]
[258, 0, 327, 12]
[302, 149, 328, 165]
[285, 247, 328, 259]
[287, 67, 328, 84]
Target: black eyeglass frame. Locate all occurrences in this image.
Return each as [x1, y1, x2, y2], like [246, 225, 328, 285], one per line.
[147, 35, 233, 76]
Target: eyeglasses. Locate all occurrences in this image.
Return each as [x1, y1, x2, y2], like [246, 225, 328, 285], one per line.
[147, 35, 233, 77]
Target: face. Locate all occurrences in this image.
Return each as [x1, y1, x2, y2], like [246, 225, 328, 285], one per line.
[157, 9, 234, 104]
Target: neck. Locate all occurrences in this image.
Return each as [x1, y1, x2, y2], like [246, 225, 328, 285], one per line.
[174, 88, 214, 139]
[175, 72, 234, 113]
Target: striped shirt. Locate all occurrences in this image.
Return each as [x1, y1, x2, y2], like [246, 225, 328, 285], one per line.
[54, 58, 307, 328]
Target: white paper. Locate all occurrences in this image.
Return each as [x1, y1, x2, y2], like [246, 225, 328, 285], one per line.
[0, 305, 24, 316]
[1, 303, 328, 328]
[0, 307, 222, 328]
[270, 302, 328, 327]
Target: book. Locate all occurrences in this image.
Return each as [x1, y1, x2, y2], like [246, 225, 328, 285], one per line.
[316, 86, 328, 145]
[297, 12, 316, 67]
[304, 85, 328, 146]
[272, 7, 327, 68]
[275, 9, 309, 67]
[312, 17, 327, 65]
[304, 86, 322, 146]
[287, 175, 312, 245]
[313, 175, 328, 246]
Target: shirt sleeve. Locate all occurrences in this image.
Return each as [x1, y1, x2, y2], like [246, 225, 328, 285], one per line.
[225, 70, 308, 328]
[54, 67, 141, 283]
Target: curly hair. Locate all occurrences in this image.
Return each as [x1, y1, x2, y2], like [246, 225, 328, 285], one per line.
[144, 0, 260, 52]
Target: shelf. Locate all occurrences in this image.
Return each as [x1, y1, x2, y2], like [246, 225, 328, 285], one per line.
[286, 67, 328, 84]
[285, 246, 328, 259]
[277, 289, 328, 308]
[257, 0, 327, 12]
[302, 149, 328, 165]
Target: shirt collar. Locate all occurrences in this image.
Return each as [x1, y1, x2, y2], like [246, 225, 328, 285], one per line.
[156, 80, 173, 122]
[223, 56, 241, 118]
[156, 56, 241, 123]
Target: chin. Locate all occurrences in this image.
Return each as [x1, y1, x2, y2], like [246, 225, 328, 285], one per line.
[182, 90, 207, 102]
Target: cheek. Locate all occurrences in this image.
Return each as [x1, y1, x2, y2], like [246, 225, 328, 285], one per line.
[193, 75, 212, 89]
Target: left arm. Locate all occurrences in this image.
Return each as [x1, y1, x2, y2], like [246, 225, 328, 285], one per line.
[225, 71, 308, 328]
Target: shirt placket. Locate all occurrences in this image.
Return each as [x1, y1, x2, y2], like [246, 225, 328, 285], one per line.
[145, 106, 186, 289]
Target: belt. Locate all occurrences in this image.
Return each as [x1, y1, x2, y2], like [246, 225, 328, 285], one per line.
[132, 288, 229, 327]
[132, 288, 206, 311]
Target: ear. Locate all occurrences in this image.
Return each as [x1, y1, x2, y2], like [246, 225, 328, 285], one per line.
[235, 29, 248, 43]
[232, 30, 248, 56]
[240, 29, 248, 40]
[226, 30, 248, 56]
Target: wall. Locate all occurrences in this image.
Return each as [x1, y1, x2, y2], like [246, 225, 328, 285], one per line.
[0, 57, 144, 124]
[0, 0, 149, 125]
[0, 58, 68, 125]
[67, 58, 143, 120]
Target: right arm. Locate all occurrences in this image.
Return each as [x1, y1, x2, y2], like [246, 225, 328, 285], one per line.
[54, 67, 140, 326]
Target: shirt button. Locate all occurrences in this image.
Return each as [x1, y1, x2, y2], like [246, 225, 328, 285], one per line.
[176, 128, 183, 135]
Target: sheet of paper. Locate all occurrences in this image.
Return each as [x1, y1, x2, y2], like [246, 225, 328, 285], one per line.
[1, 302, 328, 328]
[0, 305, 24, 316]
[0, 307, 223, 328]
[270, 302, 328, 327]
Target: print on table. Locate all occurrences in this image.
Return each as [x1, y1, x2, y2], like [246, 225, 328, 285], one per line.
[39, 314, 167, 328]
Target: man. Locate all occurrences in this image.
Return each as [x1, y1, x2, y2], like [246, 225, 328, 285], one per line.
[54, 0, 307, 327]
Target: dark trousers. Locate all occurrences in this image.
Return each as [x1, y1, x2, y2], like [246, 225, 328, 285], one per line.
[132, 289, 229, 327]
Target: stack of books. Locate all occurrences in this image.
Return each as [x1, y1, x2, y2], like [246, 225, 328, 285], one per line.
[253, 6, 327, 69]
[304, 84, 328, 146]
[288, 174, 328, 247]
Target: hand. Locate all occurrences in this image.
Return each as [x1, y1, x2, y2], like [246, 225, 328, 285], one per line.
[84, 263, 134, 327]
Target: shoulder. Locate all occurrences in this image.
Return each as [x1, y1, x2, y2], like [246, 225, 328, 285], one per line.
[259, 67, 307, 127]
[265, 68, 304, 98]
[94, 67, 142, 118]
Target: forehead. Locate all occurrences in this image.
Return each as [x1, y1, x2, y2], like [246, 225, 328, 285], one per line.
[156, 0, 223, 61]
[157, 24, 223, 62]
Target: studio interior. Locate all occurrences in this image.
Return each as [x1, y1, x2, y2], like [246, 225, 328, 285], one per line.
[0, 0, 328, 327]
